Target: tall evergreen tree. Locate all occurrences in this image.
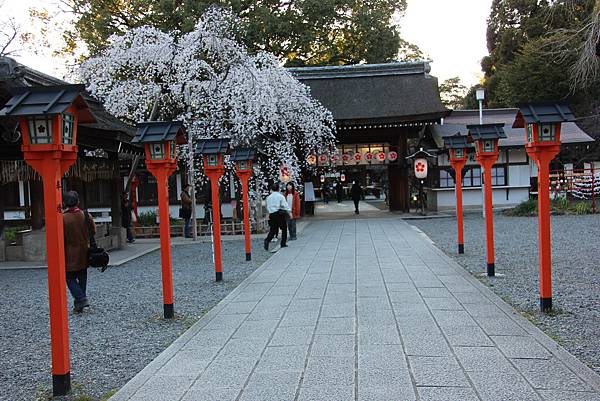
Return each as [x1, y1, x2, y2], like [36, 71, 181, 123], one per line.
[48, 0, 415, 66]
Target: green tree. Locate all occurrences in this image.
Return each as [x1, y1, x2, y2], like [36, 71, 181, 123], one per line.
[439, 77, 468, 110]
[42, 0, 415, 66]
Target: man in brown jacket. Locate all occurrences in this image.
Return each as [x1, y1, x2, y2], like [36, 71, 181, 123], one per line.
[63, 191, 96, 313]
[180, 184, 193, 238]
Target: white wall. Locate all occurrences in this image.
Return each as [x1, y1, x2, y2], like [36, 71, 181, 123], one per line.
[431, 187, 530, 211]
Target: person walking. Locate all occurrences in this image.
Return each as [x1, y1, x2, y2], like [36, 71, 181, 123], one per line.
[180, 184, 193, 238]
[351, 181, 363, 215]
[285, 182, 301, 241]
[335, 180, 344, 203]
[264, 182, 291, 252]
[121, 192, 135, 243]
[63, 191, 96, 313]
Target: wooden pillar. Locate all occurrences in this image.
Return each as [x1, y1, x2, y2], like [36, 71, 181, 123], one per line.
[389, 133, 409, 212]
[0, 183, 5, 238]
[30, 179, 44, 230]
[110, 157, 122, 228]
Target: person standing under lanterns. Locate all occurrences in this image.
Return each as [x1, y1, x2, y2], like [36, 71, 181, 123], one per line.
[264, 183, 291, 252]
[285, 182, 301, 241]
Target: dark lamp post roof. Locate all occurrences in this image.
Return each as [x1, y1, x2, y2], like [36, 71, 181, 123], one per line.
[443, 133, 471, 149]
[132, 121, 186, 144]
[406, 147, 437, 160]
[0, 84, 96, 123]
[512, 103, 575, 128]
[467, 123, 507, 140]
[230, 148, 256, 161]
[195, 138, 230, 155]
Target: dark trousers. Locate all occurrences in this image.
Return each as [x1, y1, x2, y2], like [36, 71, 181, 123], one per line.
[266, 211, 287, 246]
[126, 226, 134, 242]
[66, 269, 88, 303]
[288, 217, 297, 240]
[353, 199, 360, 213]
[184, 218, 191, 237]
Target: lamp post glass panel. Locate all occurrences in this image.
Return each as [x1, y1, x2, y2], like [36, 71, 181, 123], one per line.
[0, 85, 95, 396]
[444, 133, 470, 255]
[467, 124, 507, 277]
[231, 148, 257, 261]
[513, 104, 573, 313]
[196, 138, 231, 281]
[133, 121, 187, 319]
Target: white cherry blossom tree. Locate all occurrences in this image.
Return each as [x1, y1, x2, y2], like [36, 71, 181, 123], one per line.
[79, 7, 336, 193]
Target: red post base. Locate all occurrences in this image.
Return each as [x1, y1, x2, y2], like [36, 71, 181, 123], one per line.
[476, 155, 498, 277]
[237, 172, 252, 262]
[207, 169, 225, 282]
[147, 162, 177, 318]
[24, 150, 76, 396]
[527, 144, 560, 313]
[450, 158, 466, 255]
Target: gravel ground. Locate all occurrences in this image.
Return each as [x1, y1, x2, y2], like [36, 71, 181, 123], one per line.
[411, 212, 600, 374]
[0, 239, 272, 401]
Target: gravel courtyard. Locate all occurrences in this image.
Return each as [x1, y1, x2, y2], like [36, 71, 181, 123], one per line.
[0, 239, 272, 401]
[411, 213, 600, 374]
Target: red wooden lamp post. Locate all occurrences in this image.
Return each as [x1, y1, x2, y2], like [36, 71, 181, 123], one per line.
[444, 133, 471, 254]
[132, 121, 187, 318]
[231, 148, 257, 261]
[0, 85, 96, 396]
[467, 123, 507, 277]
[196, 139, 230, 281]
[513, 104, 574, 312]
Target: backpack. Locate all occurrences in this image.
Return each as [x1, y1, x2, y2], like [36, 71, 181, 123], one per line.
[84, 211, 110, 272]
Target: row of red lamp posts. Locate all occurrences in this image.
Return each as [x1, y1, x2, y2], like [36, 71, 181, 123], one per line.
[0, 84, 257, 396]
[442, 104, 574, 316]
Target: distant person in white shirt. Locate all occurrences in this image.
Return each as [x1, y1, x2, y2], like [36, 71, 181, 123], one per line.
[264, 182, 291, 251]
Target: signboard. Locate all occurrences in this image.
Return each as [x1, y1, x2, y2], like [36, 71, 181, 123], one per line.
[414, 158, 428, 179]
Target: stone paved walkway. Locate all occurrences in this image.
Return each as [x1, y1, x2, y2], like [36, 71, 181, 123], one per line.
[109, 218, 600, 401]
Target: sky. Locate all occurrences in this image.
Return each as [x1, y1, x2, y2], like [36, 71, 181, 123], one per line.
[7, 0, 493, 88]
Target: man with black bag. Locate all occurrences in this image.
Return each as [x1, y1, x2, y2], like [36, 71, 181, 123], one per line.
[63, 191, 96, 313]
[264, 182, 291, 252]
[180, 184, 193, 238]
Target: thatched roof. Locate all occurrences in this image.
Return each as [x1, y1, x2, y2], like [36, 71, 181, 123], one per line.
[290, 62, 448, 125]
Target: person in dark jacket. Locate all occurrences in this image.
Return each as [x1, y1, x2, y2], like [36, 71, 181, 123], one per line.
[121, 192, 135, 243]
[335, 181, 344, 203]
[351, 181, 363, 214]
[63, 191, 96, 313]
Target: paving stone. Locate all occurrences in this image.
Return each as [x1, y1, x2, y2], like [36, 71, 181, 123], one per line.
[491, 335, 552, 359]
[358, 324, 401, 345]
[388, 290, 423, 304]
[409, 356, 470, 387]
[202, 313, 247, 331]
[357, 385, 417, 401]
[424, 296, 464, 310]
[441, 325, 495, 347]
[255, 345, 309, 372]
[302, 356, 355, 387]
[218, 338, 267, 358]
[475, 316, 527, 336]
[454, 346, 516, 374]
[432, 309, 478, 328]
[467, 370, 542, 401]
[537, 390, 600, 401]
[180, 387, 240, 401]
[132, 375, 195, 399]
[279, 310, 320, 327]
[512, 357, 592, 391]
[270, 325, 314, 346]
[321, 302, 355, 318]
[297, 385, 355, 401]
[232, 319, 279, 339]
[358, 309, 396, 325]
[417, 287, 453, 298]
[185, 331, 232, 349]
[311, 334, 355, 357]
[316, 317, 356, 334]
[240, 371, 302, 401]
[402, 332, 452, 357]
[220, 301, 258, 315]
[156, 350, 214, 377]
[417, 386, 479, 401]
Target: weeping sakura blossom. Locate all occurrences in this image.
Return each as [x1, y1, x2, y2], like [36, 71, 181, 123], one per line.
[79, 7, 336, 193]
